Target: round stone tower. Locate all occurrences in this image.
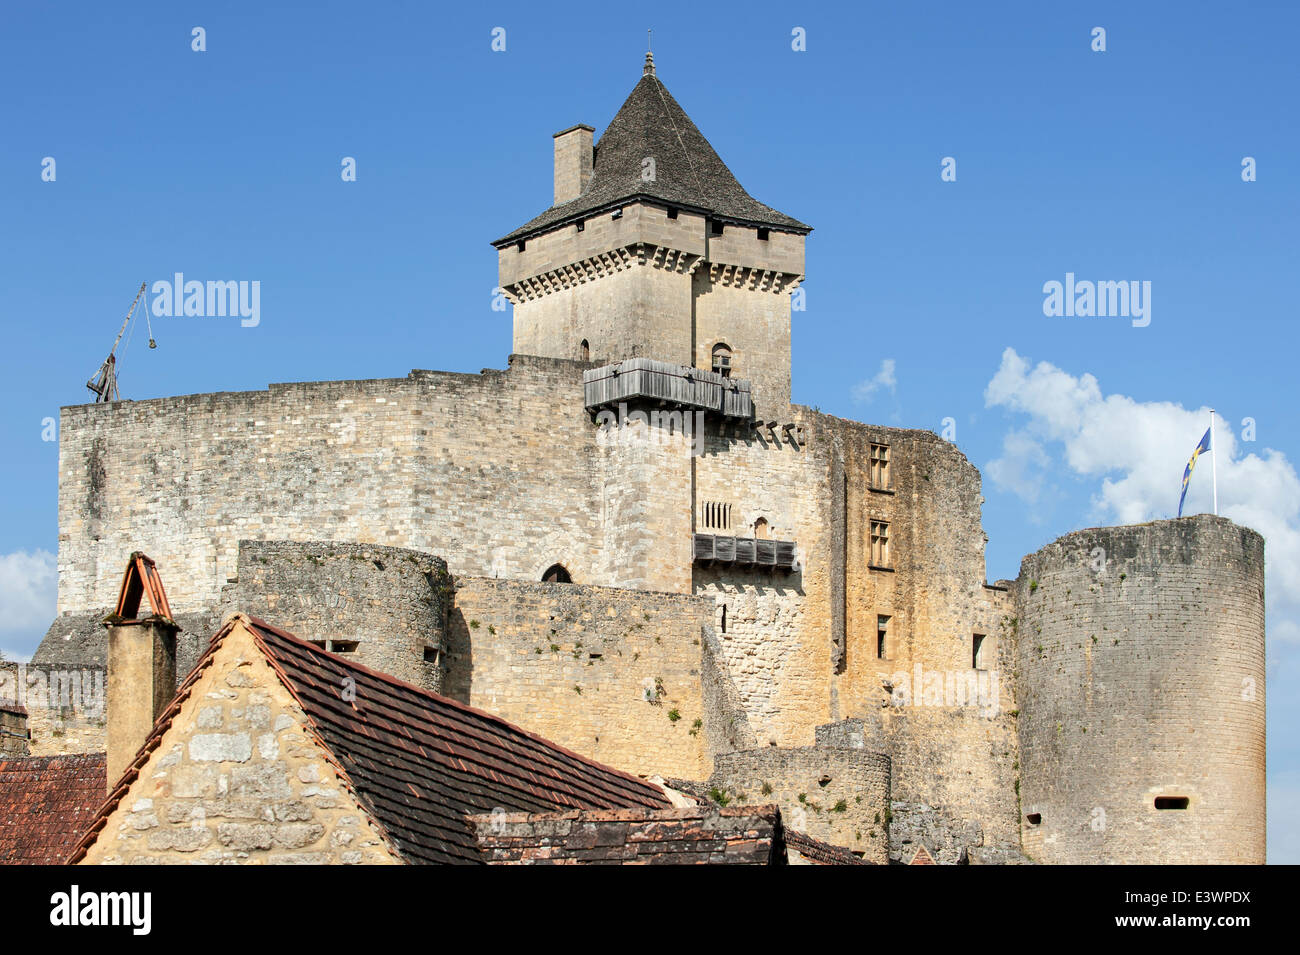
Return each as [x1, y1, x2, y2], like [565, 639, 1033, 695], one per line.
[1013, 514, 1265, 864]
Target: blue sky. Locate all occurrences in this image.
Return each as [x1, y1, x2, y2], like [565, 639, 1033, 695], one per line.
[1, 2, 1295, 859]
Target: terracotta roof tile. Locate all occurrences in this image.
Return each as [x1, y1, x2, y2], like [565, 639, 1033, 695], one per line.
[784, 828, 871, 865]
[0, 753, 106, 865]
[469, 805, 785, 865]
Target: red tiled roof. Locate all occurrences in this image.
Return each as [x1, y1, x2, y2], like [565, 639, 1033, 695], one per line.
[0, 753, 106, 865]
[784, 828, 870, 865]
[469, 805, 785, 865]
[70, 614, 671, 865]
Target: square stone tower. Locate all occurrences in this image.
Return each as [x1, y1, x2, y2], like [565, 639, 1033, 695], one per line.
[493, 53, 811, 418]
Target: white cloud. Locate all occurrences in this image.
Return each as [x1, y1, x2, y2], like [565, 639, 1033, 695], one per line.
[852, 358, 896, 403]
[984, 347, 1300, 642]
[0, 550, 57, 659]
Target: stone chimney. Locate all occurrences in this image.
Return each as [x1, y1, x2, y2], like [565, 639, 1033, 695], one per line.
[0, 702, 30, 757]
[106, 616, 178, 789]
[553, 124, 594, 205]
[104, 553, 181, 791]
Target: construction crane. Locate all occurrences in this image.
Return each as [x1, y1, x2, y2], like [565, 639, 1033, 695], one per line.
[86, 281, 155, 403]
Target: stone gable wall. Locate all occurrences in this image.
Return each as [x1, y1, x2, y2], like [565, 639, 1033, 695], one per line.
[78, 623, 399, 865]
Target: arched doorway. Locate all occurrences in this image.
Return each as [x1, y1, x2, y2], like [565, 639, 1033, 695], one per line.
[542, 564, 572, 583]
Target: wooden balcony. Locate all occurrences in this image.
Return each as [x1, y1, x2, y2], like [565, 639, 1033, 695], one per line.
[583, 358, 754, 420]
[693, 533, 797, 573]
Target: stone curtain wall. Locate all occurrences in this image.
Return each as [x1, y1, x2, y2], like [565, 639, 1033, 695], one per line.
[57, 356, 697, 619]
[710, 747, 891, 864]
[0, 663, 106, 756]
[1014, 515, 1266, 864]
[692, 409, 833, 749]
[445, 576, 718, 780]
[228, 540, 451, 692]
[79, 623, 399, 865]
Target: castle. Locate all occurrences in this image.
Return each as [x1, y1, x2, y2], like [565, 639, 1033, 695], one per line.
[12, 55, 1266, 864]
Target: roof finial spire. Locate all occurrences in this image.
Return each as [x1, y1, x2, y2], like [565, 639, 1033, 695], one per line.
[644, 30, 655, 76]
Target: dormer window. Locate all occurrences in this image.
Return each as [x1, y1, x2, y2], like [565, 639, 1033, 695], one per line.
[712, 343, 733, 378]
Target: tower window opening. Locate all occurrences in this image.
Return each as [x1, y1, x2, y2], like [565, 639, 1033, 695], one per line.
[542, 564, 572, 583]
[712, 343, 733, 378]
[1026, 813, 1042, 826]
[709, 219, 724, 236]
[580, 339, 590, 361]
[667, 206, 678, 220]
[869, 443, 891, 488]
[877, 614, 890, 660]
[576, 219, 585, 232]
[701, 501, 732, 531]
[1154, 796, 1189, 810]
[870, 520, 891, 568]
[516, 240, 526, 252]
[754, 517, 769, 539]
[423, 646, 441, 665]
[757, 227, 769, 241]
[720, 604, 727, 634]
[972, 633, 987, 670]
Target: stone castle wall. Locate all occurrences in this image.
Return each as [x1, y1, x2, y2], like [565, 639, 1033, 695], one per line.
[56, 355, 696, 620]
[444, 576, 722, 780]
[709, 746, 892, 864]
[1013, 515, 1266, 864]
[0, 663, 106, 756]
[227, 540, 451, 692]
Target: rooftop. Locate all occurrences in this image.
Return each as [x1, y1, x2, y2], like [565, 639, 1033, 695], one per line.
[0, 753, 106, 865]
[495, 55, 811, 246]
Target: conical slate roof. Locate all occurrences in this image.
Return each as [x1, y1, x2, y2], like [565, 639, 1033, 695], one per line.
[494, 56, 810, 246]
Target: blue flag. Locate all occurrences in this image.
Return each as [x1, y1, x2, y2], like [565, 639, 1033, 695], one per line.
[1178, 428, 1212, 517]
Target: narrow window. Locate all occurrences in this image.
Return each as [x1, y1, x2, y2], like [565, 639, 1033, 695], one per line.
[876, 615, 890, 659]
[972, 633, 987, 669]
[576, 219, 585, 232]
[701, 501, 733, 531]
[720, 604, 727, 634]
[757, 227, 769, 241]
[1154, 796, 1189, 810]
[580, 339, 590, 361]
[754, 517, 769, 539]
[711, 343, 733, 378]
[870, 521, 891, 568]
[542, 564, 572, 583]
[667, 206, 678, 220]
[869, 443, 890, 488]
[515, 240, 526, 252]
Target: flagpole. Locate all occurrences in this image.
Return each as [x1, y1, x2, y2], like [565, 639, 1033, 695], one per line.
[1210, 409, 1218, 516]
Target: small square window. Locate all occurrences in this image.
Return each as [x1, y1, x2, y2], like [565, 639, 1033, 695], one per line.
[667, 206, 678, 220]
[757, 227, 769, 241]
[515, 240, 526, 252]
[709, 219, 724, 236]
